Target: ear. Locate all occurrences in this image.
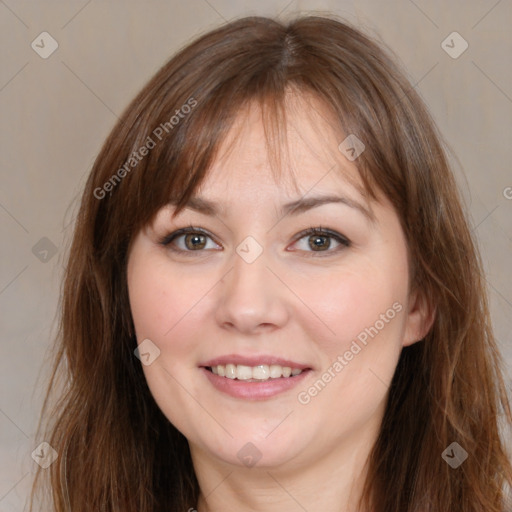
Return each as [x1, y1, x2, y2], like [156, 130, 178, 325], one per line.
[402, 288, 436, 347]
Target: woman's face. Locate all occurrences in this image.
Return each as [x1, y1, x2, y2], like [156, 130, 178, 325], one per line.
[127, 95, 429, 472]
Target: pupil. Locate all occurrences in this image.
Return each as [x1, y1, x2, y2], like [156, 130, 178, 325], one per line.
[186, 234, 205, 250]
[310, 235, 328, 251]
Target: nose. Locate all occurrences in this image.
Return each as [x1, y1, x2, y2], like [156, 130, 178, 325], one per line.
[214, 245, 290, 335]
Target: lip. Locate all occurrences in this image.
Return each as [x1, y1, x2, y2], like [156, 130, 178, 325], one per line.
[200, 354, 311, 370]
[200, 367, 312, 400]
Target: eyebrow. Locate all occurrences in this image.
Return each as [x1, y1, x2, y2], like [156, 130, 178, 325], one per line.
[279, 194, 374, 221]
[168, 194, 374, 222]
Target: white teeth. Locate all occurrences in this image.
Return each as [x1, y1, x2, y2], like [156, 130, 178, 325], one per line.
[209, 363, 305, 380]
[225, 364, 236, 379]
[253, 365, 270, 379]
[236, 365, 253, 380]
[269, 365, 282, 378]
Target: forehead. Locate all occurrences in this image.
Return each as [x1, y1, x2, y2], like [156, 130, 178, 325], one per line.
[196, 92, 367, 205]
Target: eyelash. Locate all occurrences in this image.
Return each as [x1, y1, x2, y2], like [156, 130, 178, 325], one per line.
[158, 224, 351, 258]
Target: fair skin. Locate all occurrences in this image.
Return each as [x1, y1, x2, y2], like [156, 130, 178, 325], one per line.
[127, 94, 433, 511]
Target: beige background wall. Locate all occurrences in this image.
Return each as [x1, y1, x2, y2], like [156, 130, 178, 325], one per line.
[1, 1, 510, 509]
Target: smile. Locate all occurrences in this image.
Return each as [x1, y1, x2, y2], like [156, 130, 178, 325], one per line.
[207, 364, 304, 381]
[201, 366, 312, 400]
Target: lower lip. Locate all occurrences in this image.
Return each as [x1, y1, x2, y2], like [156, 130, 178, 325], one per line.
[200, 367, 311, 400]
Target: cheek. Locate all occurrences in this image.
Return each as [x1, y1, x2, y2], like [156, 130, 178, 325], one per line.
[299, 265, 407, 353]
[290, 255, 409, 416]
[127, 250, 221, 380]
[129, 267, 169, 341]
[128, 252, 199, 341]
[127, 251, 206, 433]
[127, 250, 192, 398]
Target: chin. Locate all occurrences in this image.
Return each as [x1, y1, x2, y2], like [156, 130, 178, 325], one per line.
[193, 422, 311, 470]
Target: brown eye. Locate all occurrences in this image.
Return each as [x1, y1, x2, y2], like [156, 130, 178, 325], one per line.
[291, 227, 351, 256]
[308, 234, 331, 251]
[160, 227, 220, 255]
[183, 233, 207, 250]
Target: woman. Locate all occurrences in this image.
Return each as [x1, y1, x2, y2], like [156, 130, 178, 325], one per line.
[30, 14, 512, 512]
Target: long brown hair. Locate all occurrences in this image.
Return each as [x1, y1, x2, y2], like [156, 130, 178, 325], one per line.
[30, 14, 511, 512]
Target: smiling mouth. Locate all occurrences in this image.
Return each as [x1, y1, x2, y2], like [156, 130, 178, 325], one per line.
[204, 364, 310, 381]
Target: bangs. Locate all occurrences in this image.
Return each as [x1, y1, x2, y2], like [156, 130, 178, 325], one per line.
[138, 83, 380, 231]
[91, 14, 417, 259]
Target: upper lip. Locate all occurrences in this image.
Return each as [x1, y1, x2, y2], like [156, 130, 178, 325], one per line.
[200, 354, 311, 370]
